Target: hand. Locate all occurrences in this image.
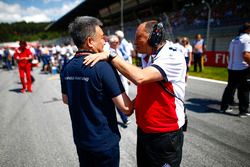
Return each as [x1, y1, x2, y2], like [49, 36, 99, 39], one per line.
[126, 108, 134, 116]
[125, 98, 136, 116]
[83, 51, 109, 67]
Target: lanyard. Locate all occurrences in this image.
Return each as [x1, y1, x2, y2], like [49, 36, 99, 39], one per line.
[75, 50, 94, 57]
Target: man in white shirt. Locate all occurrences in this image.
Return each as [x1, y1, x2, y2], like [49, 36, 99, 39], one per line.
[220, 22, 250, 117]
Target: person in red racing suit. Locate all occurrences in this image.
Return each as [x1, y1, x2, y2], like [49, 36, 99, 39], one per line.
[14, 41, 33, 93]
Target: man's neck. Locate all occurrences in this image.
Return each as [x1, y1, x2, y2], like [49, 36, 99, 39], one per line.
[153, 41, 166, 55]
[79, 47, 90, 50]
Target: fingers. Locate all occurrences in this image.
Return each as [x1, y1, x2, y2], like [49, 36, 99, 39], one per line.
[83, 52, 109, 66]
[90, 58, 99, 67]
[83, 57, 91, 65]
[83, 54, 97, 66]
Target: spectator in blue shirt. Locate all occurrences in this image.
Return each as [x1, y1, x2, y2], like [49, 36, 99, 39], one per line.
[115, 30, 132, 63]
[60, 16, 134, 167]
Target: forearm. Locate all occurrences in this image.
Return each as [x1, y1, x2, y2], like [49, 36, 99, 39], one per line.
[243, 52, 250, 65]
[111, 56, 145, 85]
[113, 93, 134, 116]
[62, 94, 68, 105]
[188, 52, 192, 66]
[121, 95, 134, 116]
[83, 51, 154, 85]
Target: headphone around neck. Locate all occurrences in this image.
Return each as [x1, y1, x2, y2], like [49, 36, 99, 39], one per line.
[148, 22, 165, 48]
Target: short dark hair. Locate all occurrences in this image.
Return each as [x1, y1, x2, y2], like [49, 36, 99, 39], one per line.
[242, 22, 250, 32]
[68, 16, 103, 48]
[19, 40, 27, 46]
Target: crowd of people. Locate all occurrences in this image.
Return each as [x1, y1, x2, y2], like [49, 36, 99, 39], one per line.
[169, 0, 250, 29]
[0, 47, 15, 70]
[0, 43, 78, 73]
[0, 42, 79, 93]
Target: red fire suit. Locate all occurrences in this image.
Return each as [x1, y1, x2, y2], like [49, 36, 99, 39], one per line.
[14, 47, 33, 92]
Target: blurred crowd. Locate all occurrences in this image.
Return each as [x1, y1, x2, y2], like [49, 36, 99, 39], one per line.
[0, 43, 78, 74]
[169, 0, 250, 29]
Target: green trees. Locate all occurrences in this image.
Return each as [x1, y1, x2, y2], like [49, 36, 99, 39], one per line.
[0, 22, 67, 42]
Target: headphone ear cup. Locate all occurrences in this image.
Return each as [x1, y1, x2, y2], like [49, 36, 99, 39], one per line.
[148, 23, 164, 47]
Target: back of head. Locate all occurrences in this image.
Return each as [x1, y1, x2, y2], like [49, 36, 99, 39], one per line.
[181, 37, 190, 45]
[240, 22, 250, 34]
[19, 40, 27, 49]
[175, 37, 182, 44]
[19, 40, 27, 46]
[115, 30, 124, 39]
[195, 34, 202, 40]
[68, 16, 103, 49]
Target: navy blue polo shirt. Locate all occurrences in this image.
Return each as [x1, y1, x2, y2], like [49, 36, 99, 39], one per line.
[60, 52, 125, 152]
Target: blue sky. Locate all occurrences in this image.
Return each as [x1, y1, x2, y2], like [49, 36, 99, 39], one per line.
[0, 0, 83, 23]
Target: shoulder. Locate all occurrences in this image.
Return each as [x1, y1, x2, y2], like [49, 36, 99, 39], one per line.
[122, 38, 129, 45]
[25, 48, 32, 53]
[156, 42, 184, 61]
[15, 48, 20, 54]
[187, 44, 192, 50]
[94, 61, 116, 73]
[96, 61, 112, 67]
[240, 34, 250, 42]
[169, 42, 185, 53]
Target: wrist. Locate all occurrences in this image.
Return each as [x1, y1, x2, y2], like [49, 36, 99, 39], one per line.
[108, 50, 117, 62]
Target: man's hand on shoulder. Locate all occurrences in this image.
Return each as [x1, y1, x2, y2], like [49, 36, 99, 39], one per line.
[83, 51, 110, 67]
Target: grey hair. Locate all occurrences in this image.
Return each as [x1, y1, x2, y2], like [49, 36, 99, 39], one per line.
[68, 16, 103, 48]
[108, 35, 119, 43]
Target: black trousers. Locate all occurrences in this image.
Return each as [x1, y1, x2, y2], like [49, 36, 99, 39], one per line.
[193, 53, 203, 72]
[76, 144, 120, 167]
[137, 127, 184, 167]
[221, 68, 250, 114]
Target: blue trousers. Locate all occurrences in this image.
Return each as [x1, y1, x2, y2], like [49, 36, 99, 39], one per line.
[76, 143, 120, 167]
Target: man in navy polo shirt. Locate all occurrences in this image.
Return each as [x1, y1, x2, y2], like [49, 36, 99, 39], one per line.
[60, 16, 133, 167]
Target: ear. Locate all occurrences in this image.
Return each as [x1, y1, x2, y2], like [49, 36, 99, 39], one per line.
[86, 37, 94, 48]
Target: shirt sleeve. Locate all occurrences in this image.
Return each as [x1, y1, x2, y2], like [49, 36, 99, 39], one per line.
[243, 40, 250, 52]
[14, 50, 18, 59]
[188, 45, 193, 53]
[60, 70, 67, 95]
[97, 62, 125, 98]
[26, 49, 33, 58]
[152, 44, 186, 82]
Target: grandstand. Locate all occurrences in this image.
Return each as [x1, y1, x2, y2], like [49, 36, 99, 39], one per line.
[46, 0, 250, 51]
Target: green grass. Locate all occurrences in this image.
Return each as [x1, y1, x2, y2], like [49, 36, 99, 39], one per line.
[189, 65, 228, 81]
